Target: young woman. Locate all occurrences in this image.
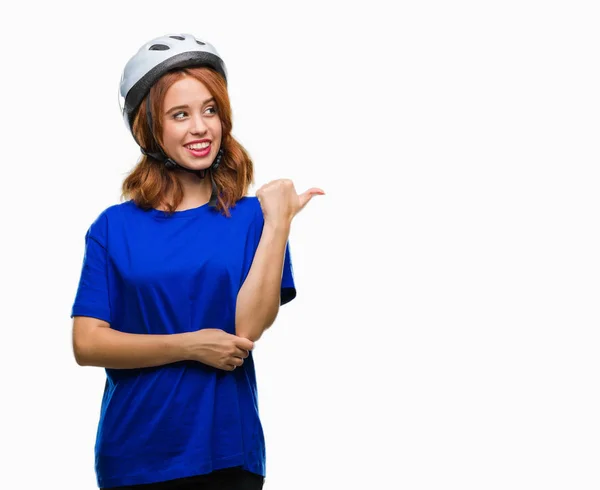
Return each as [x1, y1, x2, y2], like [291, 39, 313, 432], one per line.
[71, 33, 323, 490]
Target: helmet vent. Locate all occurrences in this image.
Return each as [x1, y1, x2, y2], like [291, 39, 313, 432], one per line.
[149, 44, 170, 51]
[196, 40, 206, 46]
[169, 35, 185, 40]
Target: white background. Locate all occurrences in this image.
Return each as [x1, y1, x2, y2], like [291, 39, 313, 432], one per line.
[1, 1, 599, 489]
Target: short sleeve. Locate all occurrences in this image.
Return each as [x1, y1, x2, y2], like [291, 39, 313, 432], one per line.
[70, 212, 112, 323]
[280, 241, 296, 305]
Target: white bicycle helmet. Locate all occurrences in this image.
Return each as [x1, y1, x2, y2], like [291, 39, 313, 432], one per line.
[119, 33, 227, 134]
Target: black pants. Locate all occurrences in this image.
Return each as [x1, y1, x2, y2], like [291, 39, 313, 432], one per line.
[102, 467, 265, 490]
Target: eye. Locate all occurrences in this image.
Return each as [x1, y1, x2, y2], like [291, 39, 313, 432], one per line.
[205, 106, 217, 115]
[173, 111, 187, 120]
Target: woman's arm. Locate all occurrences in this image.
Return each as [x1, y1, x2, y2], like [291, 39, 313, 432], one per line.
[73, 316, 253, 370]
[235, 179, 323, 341]
[235, 222, 290, 342]
[73, 316, 187, 368]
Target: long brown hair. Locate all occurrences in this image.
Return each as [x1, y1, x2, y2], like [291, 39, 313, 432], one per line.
[121, 67, 254, 216]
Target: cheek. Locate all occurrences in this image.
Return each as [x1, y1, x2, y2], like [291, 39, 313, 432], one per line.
[211, 121, 223, 141]
[162, 123, 184, 148]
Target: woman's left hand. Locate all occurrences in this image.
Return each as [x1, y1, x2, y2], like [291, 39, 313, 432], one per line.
[256, 179, 324, 228]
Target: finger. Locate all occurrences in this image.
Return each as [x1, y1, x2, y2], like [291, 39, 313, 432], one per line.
[230, 357, 244, 367]
[231, 347, 248, 359]
[235, 337, 254, 351]
[298, 187, 325, 211]
[234, 347, 249, 359]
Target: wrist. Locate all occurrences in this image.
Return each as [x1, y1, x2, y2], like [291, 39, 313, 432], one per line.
[263, 219, 291, 236]
[169, 332, 192, 362]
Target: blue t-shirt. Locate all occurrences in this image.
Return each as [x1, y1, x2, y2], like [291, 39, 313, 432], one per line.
[71, 196, 296, 488]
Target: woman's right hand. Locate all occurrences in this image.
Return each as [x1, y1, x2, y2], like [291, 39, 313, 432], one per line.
[182, 328, 254, 371]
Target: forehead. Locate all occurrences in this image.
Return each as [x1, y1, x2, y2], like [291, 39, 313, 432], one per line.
[163, 76, 212, 105]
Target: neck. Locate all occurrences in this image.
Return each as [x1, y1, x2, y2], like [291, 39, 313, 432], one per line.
[171, 169, 213, 211]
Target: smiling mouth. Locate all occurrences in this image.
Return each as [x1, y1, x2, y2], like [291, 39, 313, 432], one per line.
[184, 141, 211, 150]
[184, 143, 211, 157]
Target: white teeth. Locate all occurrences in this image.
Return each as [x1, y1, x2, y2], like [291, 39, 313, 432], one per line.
[186, 142, 210, 150]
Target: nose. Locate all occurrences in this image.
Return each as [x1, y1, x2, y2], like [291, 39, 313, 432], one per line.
[189, 111, 208, 135]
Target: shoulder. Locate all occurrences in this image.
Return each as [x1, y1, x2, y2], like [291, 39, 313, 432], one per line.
[92, 200, 136, 224]
[99, 200, 132, 218]
[86, 201, 137, 239]
[232, 195, 263, 220]
[233, 195, 260, 211]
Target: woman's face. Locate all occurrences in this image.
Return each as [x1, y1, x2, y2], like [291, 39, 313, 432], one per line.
[161, 76, 222, 170]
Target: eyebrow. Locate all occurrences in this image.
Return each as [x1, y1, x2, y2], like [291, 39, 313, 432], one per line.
[165, 97, 215, 114]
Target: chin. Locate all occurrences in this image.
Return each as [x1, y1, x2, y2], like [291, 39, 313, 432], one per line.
[179, 155, 214, 170]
